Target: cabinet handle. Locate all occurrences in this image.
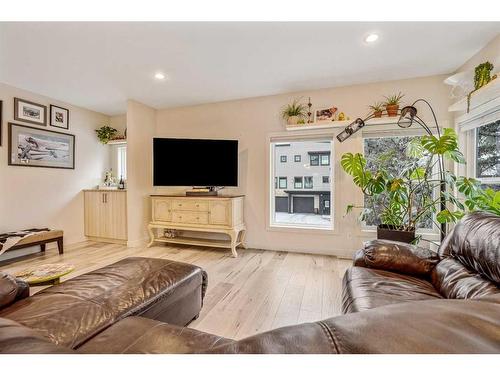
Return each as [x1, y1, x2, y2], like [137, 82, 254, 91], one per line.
[102, 194, 105, 203]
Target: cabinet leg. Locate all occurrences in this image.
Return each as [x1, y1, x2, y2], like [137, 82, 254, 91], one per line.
[57, 238, 64, 254]
[229, 230, 238, 258]
[147, 225, 155, 248]
[238, 229, 247, 249]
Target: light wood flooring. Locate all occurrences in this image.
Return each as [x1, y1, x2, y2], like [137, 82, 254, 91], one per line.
[0, 242, 351, 340]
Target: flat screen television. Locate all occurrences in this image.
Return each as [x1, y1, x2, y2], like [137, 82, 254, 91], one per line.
[153, 138, 238, 187]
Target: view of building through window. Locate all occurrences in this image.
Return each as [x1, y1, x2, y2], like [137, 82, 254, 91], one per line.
[363, 135, 433, 229]
[476, 121, 500, 191]
[271, 140, 332, 229]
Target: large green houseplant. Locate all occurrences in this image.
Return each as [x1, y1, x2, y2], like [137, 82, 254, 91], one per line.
[340, 128, 481, 242]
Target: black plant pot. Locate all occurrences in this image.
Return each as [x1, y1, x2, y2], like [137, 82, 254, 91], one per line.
[377, 224, 415, 244]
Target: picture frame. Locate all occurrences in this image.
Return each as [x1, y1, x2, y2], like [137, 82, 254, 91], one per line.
[8, 122, 75, 169]
[315, 106, 338, 123]
[14, 97, 47, 126]
[50, 104, 70, 130]
[0, 100, 3, 146]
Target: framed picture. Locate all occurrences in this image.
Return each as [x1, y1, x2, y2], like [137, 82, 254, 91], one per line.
[8, 122, 75, 169]
[14, 97, 47, 126]
[50, 105, 69, 130]
[315, 106, 338, 122]
[0, 100, 3, 146]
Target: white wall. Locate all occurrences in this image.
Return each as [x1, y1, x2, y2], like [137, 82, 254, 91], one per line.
[152, 75, 453, 257]
[0, 82, 110, 245]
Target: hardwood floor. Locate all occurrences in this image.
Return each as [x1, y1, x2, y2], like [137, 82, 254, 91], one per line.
[0, 242, 351, 340]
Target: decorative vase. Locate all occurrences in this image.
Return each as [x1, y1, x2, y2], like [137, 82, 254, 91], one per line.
[373, 110, 383, 118]
[385, 105, 399, 117]
[377, 224, 415, 244]
[287, 116, 299, 125]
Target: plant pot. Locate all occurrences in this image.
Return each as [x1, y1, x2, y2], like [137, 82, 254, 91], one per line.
[287, 116, 299, 125]
[377, 224, 415, 244]
[385, 104, 399, 117]
[373, 110, 383, 118]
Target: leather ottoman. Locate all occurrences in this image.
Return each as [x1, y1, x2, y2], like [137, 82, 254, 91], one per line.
[0, 257, 207, 349]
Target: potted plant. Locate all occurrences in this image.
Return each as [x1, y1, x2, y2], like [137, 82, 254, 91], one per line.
[383, 92, 404, 117]
[341, 128, 473, 243]
[281, 99, 307, 125]
[95, 125, 117, 144]
[474, 61, 494, 90]
[368, 102, 384, 118]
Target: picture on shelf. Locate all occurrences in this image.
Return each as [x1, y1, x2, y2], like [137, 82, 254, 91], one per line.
[315, 106, 338, 122]
[14, 97, 47, 126]
[50, 104, 70, 129]
[8, 122, 75, 169]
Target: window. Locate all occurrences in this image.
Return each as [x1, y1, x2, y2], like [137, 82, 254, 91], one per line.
[320, 154, 330, 166]
[294, 177, 303, 189]
[304, 176, 313, 189]
[280, 155, 287, 163]
[363, 135, 433, 229]
[278, 177, 287, 189]
[271, 139, 332, 229]
[322, 176, 330, 184]
[117, 146, 127, 180]
[475, 120, 500, 191]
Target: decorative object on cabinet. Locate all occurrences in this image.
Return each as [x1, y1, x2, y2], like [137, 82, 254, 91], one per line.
[368, 102, 384, 118]
[148, 195, 246, 257]
[315, 106, 338, 122]
[50, 104, 69, 130]
[383, 92, 405, 117]
[14, 97, 47, 126]
[95, 125, 117, 144]
[8, 123, 75, 169]
[307, 97, 313, 123]
[281, 98, 307, 125]
[84, 190, 127, 244]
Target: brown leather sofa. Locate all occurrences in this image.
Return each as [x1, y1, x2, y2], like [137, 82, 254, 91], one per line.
[0, 257, 207, 349]
[0, 212, 499, 354]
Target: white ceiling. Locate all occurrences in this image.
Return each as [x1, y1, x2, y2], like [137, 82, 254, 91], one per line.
[0, 22, 498, 115]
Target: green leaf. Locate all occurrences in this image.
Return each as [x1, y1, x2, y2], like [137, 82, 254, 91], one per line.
[421, 129, 459, 155]
[406, 138, 425, 158]
[346, 204, 354, 215]
[444, 149, 466, 163]
[341, 153, 366, 176]
[436, 209, 465, 223]
[409, 167, 426, 180]
[456, 177, 480, 196]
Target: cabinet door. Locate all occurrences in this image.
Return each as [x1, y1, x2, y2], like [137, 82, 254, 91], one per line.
[209, 200, 231, 226]
[84, 191, 105, 237]
[104, 192, 127, 240]
[153, 199, 172, 222]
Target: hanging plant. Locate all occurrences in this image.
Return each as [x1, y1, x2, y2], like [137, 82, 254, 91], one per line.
[95, 125, 117, 144]
[474, 61, 494, 90]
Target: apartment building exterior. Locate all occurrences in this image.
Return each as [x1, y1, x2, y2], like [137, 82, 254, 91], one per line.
[274, 141, 331, 216]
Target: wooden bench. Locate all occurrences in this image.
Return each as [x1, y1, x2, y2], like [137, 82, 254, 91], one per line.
[1, 230, 64, 255]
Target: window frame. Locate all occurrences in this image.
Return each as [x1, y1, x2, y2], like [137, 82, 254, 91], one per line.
[310, 154, 319, 166]
[280, 155, 287, 163]
[278, 177, 287, 189]
[320, 154, 330, 166]
[294, 155, 301, 162]
[294, 176, 303, 189]
[473, 121, 500, 185]
[304, 176, 313, 189]
[322, 176, 330, 184]
[116, 145, 127, 181]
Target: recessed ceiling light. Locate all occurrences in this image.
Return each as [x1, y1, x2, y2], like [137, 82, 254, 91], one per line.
[365, 33, 379, 43]
[154, 72, 166, 80]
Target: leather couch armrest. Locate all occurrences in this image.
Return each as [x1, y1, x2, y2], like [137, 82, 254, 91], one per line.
[354, 239, 440, 277]
[14, 278, 30, 302]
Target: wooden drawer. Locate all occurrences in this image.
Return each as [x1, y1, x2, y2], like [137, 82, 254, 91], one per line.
[172, 211, 209, 225]
[172, 200, 209, 212]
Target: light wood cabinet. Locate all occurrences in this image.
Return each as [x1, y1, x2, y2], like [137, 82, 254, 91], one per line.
[148, 195, 246, 257]
[84, 190, 127, 243]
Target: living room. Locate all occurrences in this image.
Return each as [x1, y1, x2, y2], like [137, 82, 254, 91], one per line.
[1, 1, 499, 371]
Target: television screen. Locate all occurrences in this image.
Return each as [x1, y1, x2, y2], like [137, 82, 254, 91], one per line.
[153, 138, 238, 187]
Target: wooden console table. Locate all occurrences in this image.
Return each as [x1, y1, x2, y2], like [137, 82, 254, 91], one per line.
[148, 195, 246, 257]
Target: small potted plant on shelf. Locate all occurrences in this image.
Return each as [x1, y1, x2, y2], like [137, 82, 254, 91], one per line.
[281, 99, 307, 125]
[368, 102, 384, 118]
[383, 92, 404, 117]
[95, 125, 118, 144]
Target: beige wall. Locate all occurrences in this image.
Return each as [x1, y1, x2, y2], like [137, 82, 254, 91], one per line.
[126, 100, 155, 246]
[153, 75, 453, 257]
[456, 34, 500, 74]
[0, 82, 110, 245]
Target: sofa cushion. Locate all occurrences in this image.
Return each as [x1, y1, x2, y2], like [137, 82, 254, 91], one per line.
[431, 258, 500, 299]
[0, 272, 18, 308]
[78, 316, 232, 354]
[0, 257, 207, 349]
[342, 266, 442, 313]
[438, 212, 500, 284]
